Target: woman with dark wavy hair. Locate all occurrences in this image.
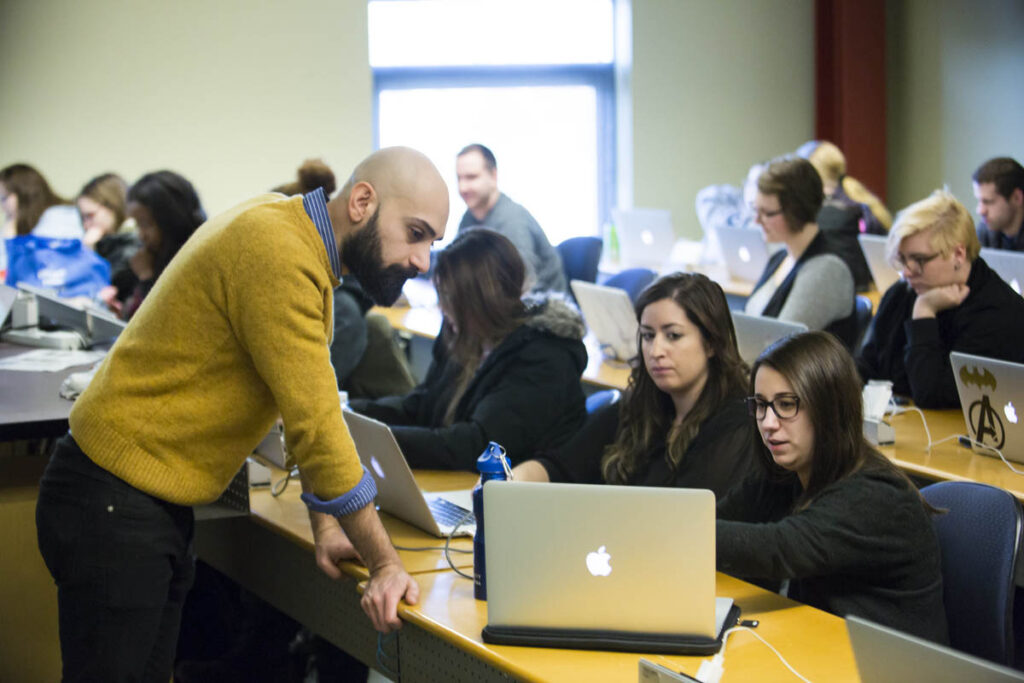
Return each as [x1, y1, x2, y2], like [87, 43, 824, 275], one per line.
[122, 170, 206, 319]
[717, 331, 948, 643]
[514, 272, 759, 496]
[349, 228, 588, 470]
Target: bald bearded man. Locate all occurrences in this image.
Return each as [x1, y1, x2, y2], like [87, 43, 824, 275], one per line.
[36, 147, 449, 682]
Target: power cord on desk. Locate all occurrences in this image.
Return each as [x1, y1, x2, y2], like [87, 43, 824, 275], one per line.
[687, 625, 812, 683]
[890, 403, 1024, 475]
[389, 510, 475, 579]
[271, 466, 299, 497]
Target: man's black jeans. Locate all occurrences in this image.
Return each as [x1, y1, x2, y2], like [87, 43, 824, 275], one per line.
[37, 434, 195, 683]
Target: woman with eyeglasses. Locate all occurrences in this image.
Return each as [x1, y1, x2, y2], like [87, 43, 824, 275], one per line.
[718, 331, 949, 643]
[512, 272, 760, 497]
[744, 156, 859, 347]
[856, 190, 1024, 408]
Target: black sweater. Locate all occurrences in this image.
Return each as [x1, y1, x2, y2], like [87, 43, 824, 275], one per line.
[856, 257, 1024, 408]
[349, 296, 588, 470]
[534, 395, 760, 498]
[717, 463, 949, 644]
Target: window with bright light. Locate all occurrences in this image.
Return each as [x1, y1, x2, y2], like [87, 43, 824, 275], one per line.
[369, 0, 616, 247]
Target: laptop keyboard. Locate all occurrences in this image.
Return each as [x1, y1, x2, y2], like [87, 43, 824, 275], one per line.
[429, 497, 475, 529]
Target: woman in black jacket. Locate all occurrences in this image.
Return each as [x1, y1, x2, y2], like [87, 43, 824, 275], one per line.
[856, 190, 1024, 408]
[349, 228, 588, 470]
[513, 272, 760, 498]
[719, 331, 948, 643]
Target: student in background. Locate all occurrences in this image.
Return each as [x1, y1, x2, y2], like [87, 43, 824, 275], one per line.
[77, 173, 141, 309]
[272, 158, 337, 197]
[856, 190, 1024, 408]
[799, 140, 892, 234]
[744, 156, 858, 346]
[718, 331, 948, 644]
[121, 170, 205, 319]
[513, 272, 759, 497]
[972, 156, 1024, 251]
[0, 163, 84, 271]
[455, 143, 566, 294]
[349, 228, 587, 470]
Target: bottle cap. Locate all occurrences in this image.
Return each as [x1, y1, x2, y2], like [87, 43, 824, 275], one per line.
[476, 441, 508, 477]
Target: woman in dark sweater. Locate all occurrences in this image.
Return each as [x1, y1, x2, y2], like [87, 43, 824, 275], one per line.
[513, 272, 760, 497]
[719, 331, 948, 643]
[349, 228, 588, 471]
[856, 189, 1024, 408]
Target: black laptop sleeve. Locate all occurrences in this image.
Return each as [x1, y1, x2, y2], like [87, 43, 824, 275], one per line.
[481, 602, 741, 655]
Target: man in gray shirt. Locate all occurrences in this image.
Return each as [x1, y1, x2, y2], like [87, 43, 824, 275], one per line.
[455, 144, 567, 293]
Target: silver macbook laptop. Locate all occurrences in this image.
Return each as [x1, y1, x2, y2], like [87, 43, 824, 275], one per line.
[613, 208, 675, 271]
[570, 279, 637, 361]
[483, 482, 734, 651]
[981, 247, 1024, 296]
[342, 410, 475, 537]
[858, 233, 902, 294]
[847, 615, 1024, 682]
[950, 352, 1024, 464]
[730, 311, 807, 365]
[715, 225, 770, 283]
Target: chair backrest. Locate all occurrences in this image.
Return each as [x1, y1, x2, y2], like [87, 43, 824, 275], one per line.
[556, 237, 603, 287]
[920, 481, 1023, 666]
[854, 294, 873, 350]
[585, 389, 621, 414]
[603, 268, 657, 304]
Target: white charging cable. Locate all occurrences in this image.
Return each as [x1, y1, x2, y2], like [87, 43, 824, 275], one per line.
[695, 626, 813, 683]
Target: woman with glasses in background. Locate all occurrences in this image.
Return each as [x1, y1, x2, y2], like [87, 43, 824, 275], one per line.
[744, 156, 859, 347]
[856, 189, 1024, 408]
[718, 331, 949, 643]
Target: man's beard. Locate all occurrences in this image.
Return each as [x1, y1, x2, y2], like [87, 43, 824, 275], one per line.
[340, 208, 419, 306]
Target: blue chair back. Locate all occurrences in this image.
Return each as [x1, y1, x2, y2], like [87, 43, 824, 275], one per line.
[556, 237, 603, 287]
[920, 481, 1022, 665]
[585, 389, 621, 414]
[603, 268, 657, 304]
[854, 294, 873, 350]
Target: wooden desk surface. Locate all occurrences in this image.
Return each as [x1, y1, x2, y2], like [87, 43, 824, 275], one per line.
[248, 469, 476, 580]
[884, 408, 1024, 499]
[393, 570, 858, 682]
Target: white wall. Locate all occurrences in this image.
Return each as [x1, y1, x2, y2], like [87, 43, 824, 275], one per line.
[0, 0, 372, 215]
[630, 0, 815, 239]
[887, 0, 1024, 213]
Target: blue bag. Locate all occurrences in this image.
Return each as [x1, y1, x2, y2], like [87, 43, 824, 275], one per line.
[4, 235, 111, 299]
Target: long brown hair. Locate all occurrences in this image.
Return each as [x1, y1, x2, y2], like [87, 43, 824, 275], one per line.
[750, 331, 931, 510]
[78, 173, 129, 233]
[433, 228, 527, 423]
[0, 163, 69, 235]
[602, 273, 748, 484]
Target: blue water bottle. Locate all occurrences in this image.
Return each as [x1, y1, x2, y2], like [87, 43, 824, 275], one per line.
[473, 441, 508, 600]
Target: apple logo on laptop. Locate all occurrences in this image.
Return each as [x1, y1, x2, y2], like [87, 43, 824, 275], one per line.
[369, 456, 386, 479]
[586, 545, 612, 577]
[641, 229, 654, 246]
[1005, 401, 1019, 425]
[738, 246, 751, 263]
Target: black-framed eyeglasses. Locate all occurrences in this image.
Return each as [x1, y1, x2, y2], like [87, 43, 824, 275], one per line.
[745, 395, 801, 421]
[893, 251, 941, 273]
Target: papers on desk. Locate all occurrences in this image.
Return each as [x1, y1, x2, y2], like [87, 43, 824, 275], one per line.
[0, 348, 106, 372]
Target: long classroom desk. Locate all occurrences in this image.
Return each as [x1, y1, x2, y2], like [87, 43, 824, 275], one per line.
[197, 469, 860, 682]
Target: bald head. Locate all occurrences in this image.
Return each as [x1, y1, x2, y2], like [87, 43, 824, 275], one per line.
[328, 147, 449, 299]
[342, 146, 447, 212]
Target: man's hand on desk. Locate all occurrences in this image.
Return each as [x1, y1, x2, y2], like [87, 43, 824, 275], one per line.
[311, 512, 362, 579]
[362, 562, 420, 634]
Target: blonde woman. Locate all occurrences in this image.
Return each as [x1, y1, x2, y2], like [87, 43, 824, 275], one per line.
[856, 190, 1024, 408]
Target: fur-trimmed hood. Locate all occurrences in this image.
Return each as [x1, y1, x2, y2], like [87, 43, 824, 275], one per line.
[521, 292, 586, 341]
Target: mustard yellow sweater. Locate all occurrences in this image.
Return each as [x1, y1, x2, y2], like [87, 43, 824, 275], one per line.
[70, 194, 363, 505]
